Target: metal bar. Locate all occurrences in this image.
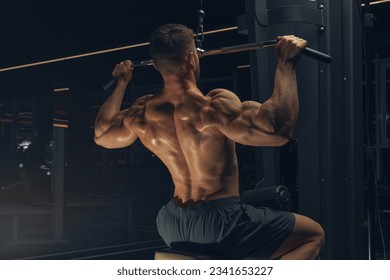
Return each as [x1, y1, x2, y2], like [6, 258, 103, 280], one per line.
[198, 40, 275, 57]
[132, 40, 331, 67]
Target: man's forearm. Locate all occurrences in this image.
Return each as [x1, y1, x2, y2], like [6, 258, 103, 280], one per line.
[255, 61, 299, 138]
[95, 81, 128, 137]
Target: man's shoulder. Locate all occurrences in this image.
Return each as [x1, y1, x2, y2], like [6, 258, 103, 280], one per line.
[206, 88, 241, 109]
[206, 88, 235, 98]
[126, 94, 153, 118]
[133, 94, 154, 105]
[201, 89, 242, 122]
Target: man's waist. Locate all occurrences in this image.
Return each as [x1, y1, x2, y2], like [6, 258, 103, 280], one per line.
[167, 196, 241, 215]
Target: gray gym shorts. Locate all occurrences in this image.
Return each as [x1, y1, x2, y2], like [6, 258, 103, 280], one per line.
[156, 196, 295, 259]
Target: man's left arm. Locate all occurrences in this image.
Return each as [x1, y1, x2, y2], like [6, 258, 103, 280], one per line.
[94, 60, 138, 148]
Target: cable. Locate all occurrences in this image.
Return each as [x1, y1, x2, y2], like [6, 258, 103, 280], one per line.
[0, 26, 237, 73]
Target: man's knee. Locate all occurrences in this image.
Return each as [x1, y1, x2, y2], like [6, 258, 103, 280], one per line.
[312, 221, 325, 251]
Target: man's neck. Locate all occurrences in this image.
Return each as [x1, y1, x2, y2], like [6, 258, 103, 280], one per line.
[161, 73, 198, 98]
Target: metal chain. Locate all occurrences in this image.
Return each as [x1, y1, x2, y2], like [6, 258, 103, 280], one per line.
[195, 0, 205, 50]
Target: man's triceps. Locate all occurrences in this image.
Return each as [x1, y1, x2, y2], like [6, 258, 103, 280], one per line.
[220, 100, 290, 146]
[94, 111, 137, 148]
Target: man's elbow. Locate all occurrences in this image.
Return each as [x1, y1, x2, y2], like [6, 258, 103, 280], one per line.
[94, 136, 104, 147]
[273, 134, 291, 147]
[94, 134, 111, 148]
[270, 125, 293, 147]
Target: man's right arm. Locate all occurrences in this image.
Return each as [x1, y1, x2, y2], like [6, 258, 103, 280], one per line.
[206, 89, 291, 146]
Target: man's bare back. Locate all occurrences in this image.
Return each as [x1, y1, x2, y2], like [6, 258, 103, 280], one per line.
[126, 88, 240, 204]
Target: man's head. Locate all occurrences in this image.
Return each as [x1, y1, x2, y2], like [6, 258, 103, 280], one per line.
[149, 23, 199, 79]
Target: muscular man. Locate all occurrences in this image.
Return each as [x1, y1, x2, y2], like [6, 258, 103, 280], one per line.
[94, 23, 325, 259]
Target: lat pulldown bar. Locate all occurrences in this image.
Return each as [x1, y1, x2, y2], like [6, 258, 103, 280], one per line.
[103, 39, 332, 90]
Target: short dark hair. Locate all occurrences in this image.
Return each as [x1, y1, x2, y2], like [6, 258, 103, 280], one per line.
[149, 24, 195, 74]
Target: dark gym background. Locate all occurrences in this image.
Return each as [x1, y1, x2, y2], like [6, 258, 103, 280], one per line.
[0, 0, 388, 260]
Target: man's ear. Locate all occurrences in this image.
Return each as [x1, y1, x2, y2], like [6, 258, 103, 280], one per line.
[188, 52, 196, 68]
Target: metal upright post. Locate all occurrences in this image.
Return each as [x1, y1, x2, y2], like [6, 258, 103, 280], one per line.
[11, 96, 18, 152]
[340, 0, 364, 259]
[51, 126, 65, 240]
